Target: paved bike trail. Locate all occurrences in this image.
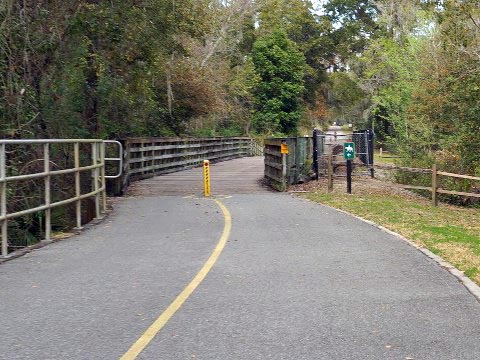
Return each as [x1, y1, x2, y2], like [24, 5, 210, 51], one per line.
[1, 193, 480, 359]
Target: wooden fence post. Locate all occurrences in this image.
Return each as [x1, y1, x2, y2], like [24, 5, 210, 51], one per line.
[327, 152, 333, 193]
[432, 162, 438, 206]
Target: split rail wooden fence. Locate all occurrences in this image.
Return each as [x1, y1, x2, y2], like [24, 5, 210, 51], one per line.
[326, 156, 480, 206]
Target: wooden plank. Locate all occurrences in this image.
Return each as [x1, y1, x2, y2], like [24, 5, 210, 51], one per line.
[263, 148, 282, 157]
[129, 151, 249, 175]
[331, 162, 370, 167]
[265, 161, 282, 170]
[264, 139, 283, 146]
[437, 171, 480, 181]
[129, 162, 195, 175]
[129, 142, 250, 153]
[130, 147, 249, 161]
[374, 164, 432, 174]
[128, 147, 249, 163]
[126, 136, 250, 144]
[129, 144, 203, 152]
[334, 174, 373, 178]
[129, 153, 195, 163]
[123, 137, 259, 193]
[128, 156, 269, 196]
[265, 173, 283, 183]
[437, 189, 480, 198]
[388, 183, 432, 191]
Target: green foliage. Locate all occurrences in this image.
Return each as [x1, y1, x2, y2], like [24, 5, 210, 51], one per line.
[318, 0, 480, 190]
[257, 0, 329, 107]
[251, 29, 306, 135]
[325, 72, 367, 126]
[324, 0, 382, 65]
[358, 36, 422, 147]
[0, 0, 263, 139]
[2, 0, 480, 184]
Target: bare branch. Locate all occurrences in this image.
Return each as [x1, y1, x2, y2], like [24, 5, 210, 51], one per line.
[201, 0, 256, 67]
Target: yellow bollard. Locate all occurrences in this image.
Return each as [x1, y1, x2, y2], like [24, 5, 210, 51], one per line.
[203, 160, 211, 197]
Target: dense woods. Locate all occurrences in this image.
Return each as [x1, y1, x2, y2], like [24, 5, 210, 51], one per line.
[1, 0, 480, 173]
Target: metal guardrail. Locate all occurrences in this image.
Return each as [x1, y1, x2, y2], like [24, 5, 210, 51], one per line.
[0, 137, 258, 255]
[104, 140, 123, 179]
[0, 139, 107, 257]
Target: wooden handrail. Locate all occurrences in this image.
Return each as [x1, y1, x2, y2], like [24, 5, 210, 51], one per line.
[437, 171, 480, 181]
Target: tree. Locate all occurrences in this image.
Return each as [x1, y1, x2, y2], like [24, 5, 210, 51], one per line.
[323, 0, 382, 66]
[251, 29, 306, 135]
[325, 72, 367, 126]
[257, 0, 330, 107]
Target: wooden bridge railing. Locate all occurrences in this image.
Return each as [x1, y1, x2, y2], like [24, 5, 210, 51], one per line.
[264, 137, 312, 192]
[111, 137, 260, 195]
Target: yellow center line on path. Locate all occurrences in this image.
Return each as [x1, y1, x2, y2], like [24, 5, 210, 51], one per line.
[119, 199, 232, 360]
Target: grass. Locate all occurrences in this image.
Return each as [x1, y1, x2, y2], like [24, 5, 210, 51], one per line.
[303, 189, 480, 284]
[374, 149, 399, 165]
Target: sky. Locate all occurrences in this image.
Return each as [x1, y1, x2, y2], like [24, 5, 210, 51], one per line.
[310, 0, 326, 15]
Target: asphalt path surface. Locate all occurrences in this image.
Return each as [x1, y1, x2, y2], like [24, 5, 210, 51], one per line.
[1, 193, 480, 359]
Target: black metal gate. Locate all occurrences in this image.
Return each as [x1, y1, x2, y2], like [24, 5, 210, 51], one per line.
[313, 129, 374, 178]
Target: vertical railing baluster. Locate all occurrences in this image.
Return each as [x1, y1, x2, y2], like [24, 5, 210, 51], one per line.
[1, 143, 7, 256]
[100, 142, 106, 213]
[74, 142, 82, 228]
[92, 143, 100, 218]
[44, 143, 51, 241]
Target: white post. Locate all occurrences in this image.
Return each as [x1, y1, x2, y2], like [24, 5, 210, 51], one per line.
[44, 143, 51, 241]
[74, 143, 82, 228]
[100, 142, 106, 213]
[92, 143, 100, 218]
[1, 143, 7, 256]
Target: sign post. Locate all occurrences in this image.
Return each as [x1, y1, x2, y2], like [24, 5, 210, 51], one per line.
[203, 160, 211, 197]
[312, 129, 319, 181]
[343, 142, 355, 194]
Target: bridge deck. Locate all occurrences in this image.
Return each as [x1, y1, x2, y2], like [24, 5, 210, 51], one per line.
[128, 156, 269, 196]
